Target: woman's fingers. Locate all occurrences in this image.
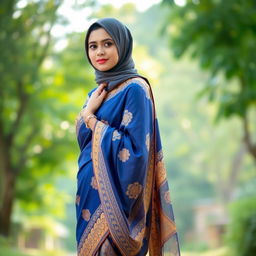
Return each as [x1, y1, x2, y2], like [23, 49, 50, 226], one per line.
[100, 89, 107, 98]
[94, 83, 107, 96]
[98, 83, 107, 90]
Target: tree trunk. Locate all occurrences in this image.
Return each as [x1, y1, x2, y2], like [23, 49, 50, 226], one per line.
[0, 169, 16, 236]
[223, 143, 246, 202]
[0, 126, 16, 237]
[243, 113, 256, 161]
[240, 77, 256, 161]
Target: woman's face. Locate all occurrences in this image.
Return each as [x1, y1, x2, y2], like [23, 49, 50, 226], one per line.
[88, 28, 119, 71]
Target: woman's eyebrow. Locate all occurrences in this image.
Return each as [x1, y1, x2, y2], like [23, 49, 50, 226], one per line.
[88, 38, 113, 44]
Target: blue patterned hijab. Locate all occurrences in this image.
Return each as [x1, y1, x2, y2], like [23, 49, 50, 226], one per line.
[85, 17, 147, 91]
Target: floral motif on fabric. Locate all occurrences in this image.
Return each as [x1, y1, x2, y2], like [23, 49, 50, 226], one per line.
[164, 191, 171, 204]
[121, 110, 133, 126]
[82, 209, 91, 222]
[146, 133, 150, 151]
[112, 130, 121, 141]
[78, 211, 109, 256]
[76, 195, 80, 206]
[118, 148, 130, 162]
[126, 182, 143, 199]
[91, 176, 98, 190]
[156, 160, 167, 187]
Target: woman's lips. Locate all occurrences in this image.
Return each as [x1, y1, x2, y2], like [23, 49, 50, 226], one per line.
[96, 59, 108, 64]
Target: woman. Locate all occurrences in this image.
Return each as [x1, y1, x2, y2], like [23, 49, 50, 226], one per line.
[75, 18, 180, 256]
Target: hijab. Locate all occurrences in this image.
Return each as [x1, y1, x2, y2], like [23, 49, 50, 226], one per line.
[85, 17, 148, 91]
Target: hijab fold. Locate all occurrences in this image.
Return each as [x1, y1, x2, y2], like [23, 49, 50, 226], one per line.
[85, 18, 147, 91]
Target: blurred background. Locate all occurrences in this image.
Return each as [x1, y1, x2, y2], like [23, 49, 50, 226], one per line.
[0, 0, 255, 255]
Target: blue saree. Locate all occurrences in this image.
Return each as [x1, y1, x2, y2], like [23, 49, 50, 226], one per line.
[75, 78, 180, 256]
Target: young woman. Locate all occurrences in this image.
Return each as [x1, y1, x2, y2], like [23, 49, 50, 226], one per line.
[75, 18, 180, 256]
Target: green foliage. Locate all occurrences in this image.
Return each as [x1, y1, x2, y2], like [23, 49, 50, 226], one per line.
[0, 0, 93, 237]
[92, 3, 255, 246]
[0, 0, 255, 251]
[0, 246, 29, 256]
[0, 236, 29, 256]
[227, 197, 256, 256]
[162, 0, 256, 120]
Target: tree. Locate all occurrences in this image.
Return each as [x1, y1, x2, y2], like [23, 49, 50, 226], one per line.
[162, 0, 256, 161]
[0, 0, 64, 236]
[0, 0, 96, 238]
[227, 197, 256, 256]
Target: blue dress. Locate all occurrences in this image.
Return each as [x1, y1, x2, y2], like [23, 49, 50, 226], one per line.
[75, 78, 180, 256]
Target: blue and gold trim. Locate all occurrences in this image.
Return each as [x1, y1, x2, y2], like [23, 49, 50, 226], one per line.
[78, 205, 109, 256]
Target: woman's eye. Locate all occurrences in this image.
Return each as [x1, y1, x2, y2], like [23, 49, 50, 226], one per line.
[105, 41, 113, 47]
[89, 44, 97, 49]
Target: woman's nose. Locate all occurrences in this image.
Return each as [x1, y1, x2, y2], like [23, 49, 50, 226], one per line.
[97, 46, 104, 56]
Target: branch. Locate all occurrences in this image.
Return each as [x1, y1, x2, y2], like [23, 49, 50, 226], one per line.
[223, 143, 246, 201]
[13, 124, 39, 174]
[36, 2, 61, 69]
[7, 80, 28, 147]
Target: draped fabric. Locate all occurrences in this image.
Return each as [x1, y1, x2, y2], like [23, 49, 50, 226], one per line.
[75, 77, 180, 256]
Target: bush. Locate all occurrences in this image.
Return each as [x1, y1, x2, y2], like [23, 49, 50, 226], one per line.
[0, 235, 29, 256]
[226, 197, 256, 256]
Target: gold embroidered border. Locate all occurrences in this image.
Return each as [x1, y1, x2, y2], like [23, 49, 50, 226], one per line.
[143, 141, 155, 213]
[104, 77, 151, 102]
[149, 192, 162, 256]
[156, 159, 167, 188]
[78, 211, 109, 256]
[149, 183, 177, 254]
[92, 121, 142, 256]
[92, 78, 154, 255]
[156, 149, 163, 163]
[78, 206, 102, 252]
[160, 209, 177, 246]
[131, 218, 146, 241]
[75, 112, 84, 136]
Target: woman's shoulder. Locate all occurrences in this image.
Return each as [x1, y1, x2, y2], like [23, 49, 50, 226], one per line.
[126, 77, 151, 99]
[126, 76, 150, 89]
[106, 77, 151, 100]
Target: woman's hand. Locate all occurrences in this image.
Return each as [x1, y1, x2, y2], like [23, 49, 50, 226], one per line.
[82, 83, 108, 119]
